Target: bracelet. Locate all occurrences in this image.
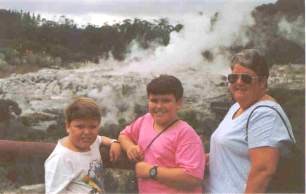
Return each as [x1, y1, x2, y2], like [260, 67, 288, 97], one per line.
[110, 139, 120, 144]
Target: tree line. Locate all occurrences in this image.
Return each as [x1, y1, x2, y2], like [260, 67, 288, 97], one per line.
[0, 9, 183, 69]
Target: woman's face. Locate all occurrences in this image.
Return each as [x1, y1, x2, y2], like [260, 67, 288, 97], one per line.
[228, 64, 266, 108]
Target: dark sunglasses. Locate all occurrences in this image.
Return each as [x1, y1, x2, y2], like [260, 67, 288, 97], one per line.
[227, 73, 258, 84]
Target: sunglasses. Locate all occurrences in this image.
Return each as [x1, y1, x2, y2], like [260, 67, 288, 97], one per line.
[227, 73, 258, 84]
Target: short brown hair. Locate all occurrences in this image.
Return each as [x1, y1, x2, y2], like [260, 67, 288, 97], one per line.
[231, 49, 269, 78]
[146, 74, 183, 101]
[64, 97, 101, 124]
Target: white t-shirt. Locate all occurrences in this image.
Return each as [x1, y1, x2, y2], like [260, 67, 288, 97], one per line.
[205, 100, 295, 193]
[45, 136, 104, 194]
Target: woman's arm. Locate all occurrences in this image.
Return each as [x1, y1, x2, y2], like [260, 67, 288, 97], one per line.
[245, 147, 279, 193]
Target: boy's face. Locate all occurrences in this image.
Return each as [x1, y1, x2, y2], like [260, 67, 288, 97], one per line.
[148, 94, 182, 127]
[66, 118, 100, 152]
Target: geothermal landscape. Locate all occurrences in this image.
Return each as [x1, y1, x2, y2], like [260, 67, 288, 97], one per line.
[0, 0, 304, 193]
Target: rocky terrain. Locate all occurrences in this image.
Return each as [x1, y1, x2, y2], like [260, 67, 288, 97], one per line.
[0, 63, 227, 136]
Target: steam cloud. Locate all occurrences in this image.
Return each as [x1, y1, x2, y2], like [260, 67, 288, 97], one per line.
[118, 2, 257, 76]
[277, 16, 304, 48]
[84, 2, 261, 125]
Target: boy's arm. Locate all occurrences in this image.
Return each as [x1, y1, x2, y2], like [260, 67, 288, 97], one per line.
[118, 134, 143, 161]
[101, 136, 118, 146]
[135, 161, 202, 190]
[101, 136, 121, 161]
[135, 130, 205, 191]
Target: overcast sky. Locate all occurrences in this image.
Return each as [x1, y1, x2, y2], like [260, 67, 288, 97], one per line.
[0, 0, 277, 26]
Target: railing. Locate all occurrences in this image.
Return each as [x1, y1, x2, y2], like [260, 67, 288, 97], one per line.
[0, 139, 134, 169]
[0, 140, 136, 193]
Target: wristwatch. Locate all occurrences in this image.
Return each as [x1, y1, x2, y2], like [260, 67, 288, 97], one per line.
[149, 166, 158, 179]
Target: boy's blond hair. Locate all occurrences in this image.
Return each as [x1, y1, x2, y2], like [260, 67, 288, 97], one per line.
[64, 97, 101, 124]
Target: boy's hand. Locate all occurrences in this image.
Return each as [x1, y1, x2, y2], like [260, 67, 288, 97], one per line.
[127, 145, 143, 161]
[109, 142, 121, 162]
[135, 161, 151, 178]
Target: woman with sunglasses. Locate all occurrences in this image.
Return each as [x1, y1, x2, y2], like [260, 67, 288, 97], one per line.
[204, 49, 295, 193]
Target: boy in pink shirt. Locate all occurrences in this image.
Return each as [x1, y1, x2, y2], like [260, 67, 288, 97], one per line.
[119, 75, 205, 194]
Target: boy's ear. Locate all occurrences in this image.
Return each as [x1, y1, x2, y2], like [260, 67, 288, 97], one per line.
[176, 98, 183, 109]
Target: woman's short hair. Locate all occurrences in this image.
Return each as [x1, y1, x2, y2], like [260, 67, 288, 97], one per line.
[146, 74, 183, 101]
[231, 49, 269, 78]
[65, 97, 101, 124]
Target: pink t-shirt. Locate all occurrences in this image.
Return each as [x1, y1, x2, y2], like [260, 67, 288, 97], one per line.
[120, 113, 205, 194]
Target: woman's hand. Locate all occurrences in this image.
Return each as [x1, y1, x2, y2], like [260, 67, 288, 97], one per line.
[109, 142, 121, 161]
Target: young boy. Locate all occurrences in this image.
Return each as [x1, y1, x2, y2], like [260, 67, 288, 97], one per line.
[45, 97, 121, 194]
[119, 75, 205, 194]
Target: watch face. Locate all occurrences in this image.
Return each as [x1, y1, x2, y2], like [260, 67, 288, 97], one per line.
[149, 166, 158, 178]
